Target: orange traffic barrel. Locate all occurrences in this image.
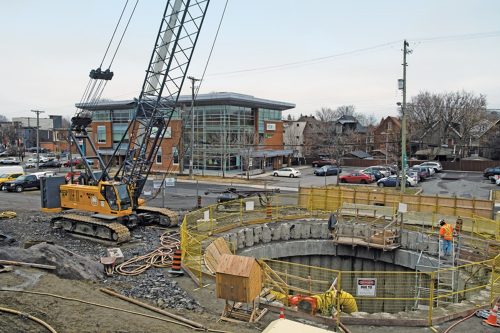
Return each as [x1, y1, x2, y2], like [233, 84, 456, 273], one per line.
[168, 248, 184, 276]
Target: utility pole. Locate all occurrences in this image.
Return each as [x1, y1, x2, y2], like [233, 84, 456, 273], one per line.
[31, 109, 45, 170]
[187, 76, 199, 180]
[400, 40, 411, 193]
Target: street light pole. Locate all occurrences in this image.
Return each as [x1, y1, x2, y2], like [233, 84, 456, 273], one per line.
[400, 40, 410, 193]
[31, 109, 45, 171]
[187, 76, 200, 180]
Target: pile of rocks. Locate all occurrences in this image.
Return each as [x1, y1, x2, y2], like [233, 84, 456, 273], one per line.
[115, 270, 202, 311]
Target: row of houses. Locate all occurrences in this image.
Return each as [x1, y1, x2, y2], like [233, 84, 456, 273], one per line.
[2, 91, 499, 173]
[284, 110, 500, 163]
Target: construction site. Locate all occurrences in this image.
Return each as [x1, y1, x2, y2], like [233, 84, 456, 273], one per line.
[2, 1, 500, 333]
[2, 181, 500, 332]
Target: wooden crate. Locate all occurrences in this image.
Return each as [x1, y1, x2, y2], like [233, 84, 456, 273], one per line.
[216, 254, 262, 303]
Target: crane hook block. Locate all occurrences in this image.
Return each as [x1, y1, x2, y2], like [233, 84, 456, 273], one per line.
[89, 67, 114, 80]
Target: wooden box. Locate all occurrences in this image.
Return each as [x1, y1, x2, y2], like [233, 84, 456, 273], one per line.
[216, 254, 262, 303]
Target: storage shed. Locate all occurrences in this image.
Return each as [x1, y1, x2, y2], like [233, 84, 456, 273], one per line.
[216, 254, 262, 303]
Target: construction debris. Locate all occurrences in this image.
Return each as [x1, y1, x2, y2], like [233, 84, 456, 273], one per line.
[0, 243, 103, 280]
[0, 259, 56, 271]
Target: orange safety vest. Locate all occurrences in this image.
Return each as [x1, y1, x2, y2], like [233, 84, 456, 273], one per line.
[439, 223, 454, 241]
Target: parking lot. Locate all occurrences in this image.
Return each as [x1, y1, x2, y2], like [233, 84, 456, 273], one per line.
[261, 166, 497, 199]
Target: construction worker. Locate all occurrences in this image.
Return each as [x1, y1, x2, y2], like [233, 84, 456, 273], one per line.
[454, 216, 463, 236]
[439, 219, 454, 257]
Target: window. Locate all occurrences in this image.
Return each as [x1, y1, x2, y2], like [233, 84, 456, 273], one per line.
[156, 147, 162, 164]
[112, 124, 129, 144]
[387, 122, 392, 131]
[97, 126, 106, 144]
[173, 146, 179, 165]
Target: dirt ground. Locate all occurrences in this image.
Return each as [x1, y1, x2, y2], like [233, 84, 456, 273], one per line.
[0, 191, 498, 333]
[0, 267, 267, 333]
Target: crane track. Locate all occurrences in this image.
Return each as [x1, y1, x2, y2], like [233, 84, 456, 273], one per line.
[51, 213, 131, 243]
[136, 206, 179, 227]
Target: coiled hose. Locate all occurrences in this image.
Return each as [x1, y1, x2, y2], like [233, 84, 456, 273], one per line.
[115, 231, 179, 276]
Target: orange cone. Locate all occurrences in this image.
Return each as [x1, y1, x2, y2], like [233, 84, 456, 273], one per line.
[484, 303, 500, 327]
[279, 307, 285, 319]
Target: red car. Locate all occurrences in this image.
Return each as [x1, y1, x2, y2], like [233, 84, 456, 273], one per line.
[339, 172, 374, 184]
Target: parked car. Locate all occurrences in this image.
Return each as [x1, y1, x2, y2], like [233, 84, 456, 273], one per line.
[272, 167, 301, 178]
[63, 158, 94, 167]
[0, 151, 9, 157]
[339, 172, 374, 184]
[483, 167, 500, 179]
[413, 164, 435, 176]
[26, 147, 48, 153]
[40, 160, 62, 168]
[311, 159, 337, 168]
[420, 161, 443, 173]
[314, 165, 342, 176]
[412, 166, 430, 180]
[4, 171, 54, 192]
[0, 157, 21, 165]
[370, 166, 391, 177]
[0, 172, 24, 191]
[361, 168, 384, 180]
[377, 175, 415, 188]
[407, 169, 420, 183]
[383, 164, 399, 175]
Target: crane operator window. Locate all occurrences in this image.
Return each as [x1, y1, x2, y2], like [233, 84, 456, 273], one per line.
[115, 184, 131, 209]
[102, 185, 119, 211]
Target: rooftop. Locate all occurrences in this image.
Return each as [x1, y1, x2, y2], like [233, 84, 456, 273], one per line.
[76, 92, 295, 111]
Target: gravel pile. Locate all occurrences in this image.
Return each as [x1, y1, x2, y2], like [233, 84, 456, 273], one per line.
[104, 269, 202, 312]
[1, 209, 203, 311]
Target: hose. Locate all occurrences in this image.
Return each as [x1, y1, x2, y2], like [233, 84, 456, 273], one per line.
[115, 231, 179, 276]
[0, 289, 202, 331]
[0, 306, 58, 333]
[442, 310, 477, 333]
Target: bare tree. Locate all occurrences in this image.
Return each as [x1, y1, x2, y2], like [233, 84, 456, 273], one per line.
[0, 114, 8, 122]
[335, 105, 356, 117]
[315, 107, 337, 122]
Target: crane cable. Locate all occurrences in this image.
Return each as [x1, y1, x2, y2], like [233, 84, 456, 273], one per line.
[194, 0, 229, 98]
[144, 0, 230, 203]
[77, 0, 139, 113]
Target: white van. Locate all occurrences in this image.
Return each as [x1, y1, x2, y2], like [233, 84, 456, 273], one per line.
[0, 165, 24, 175]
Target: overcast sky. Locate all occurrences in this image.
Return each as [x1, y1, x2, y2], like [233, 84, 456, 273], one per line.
[1, 1, 499, 121]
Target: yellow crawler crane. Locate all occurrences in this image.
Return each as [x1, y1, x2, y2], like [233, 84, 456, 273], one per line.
[41, 0, 210, 242]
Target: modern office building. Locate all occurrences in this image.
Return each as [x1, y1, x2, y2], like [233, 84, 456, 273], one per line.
[79, 92, 295, 175]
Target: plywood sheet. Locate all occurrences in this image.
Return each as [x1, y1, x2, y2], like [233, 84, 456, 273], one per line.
[204, 237, 231, 274]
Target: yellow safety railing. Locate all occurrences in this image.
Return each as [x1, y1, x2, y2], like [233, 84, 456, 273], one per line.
[260, 256, 500, 326]
[180, 190, 500, 327]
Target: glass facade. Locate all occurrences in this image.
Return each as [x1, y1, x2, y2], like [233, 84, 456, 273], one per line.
[182, 105, 256, 171]
[258, 108, 281, 133]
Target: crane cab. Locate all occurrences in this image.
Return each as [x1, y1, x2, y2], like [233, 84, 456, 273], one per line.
[59, 181, 134, 218]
